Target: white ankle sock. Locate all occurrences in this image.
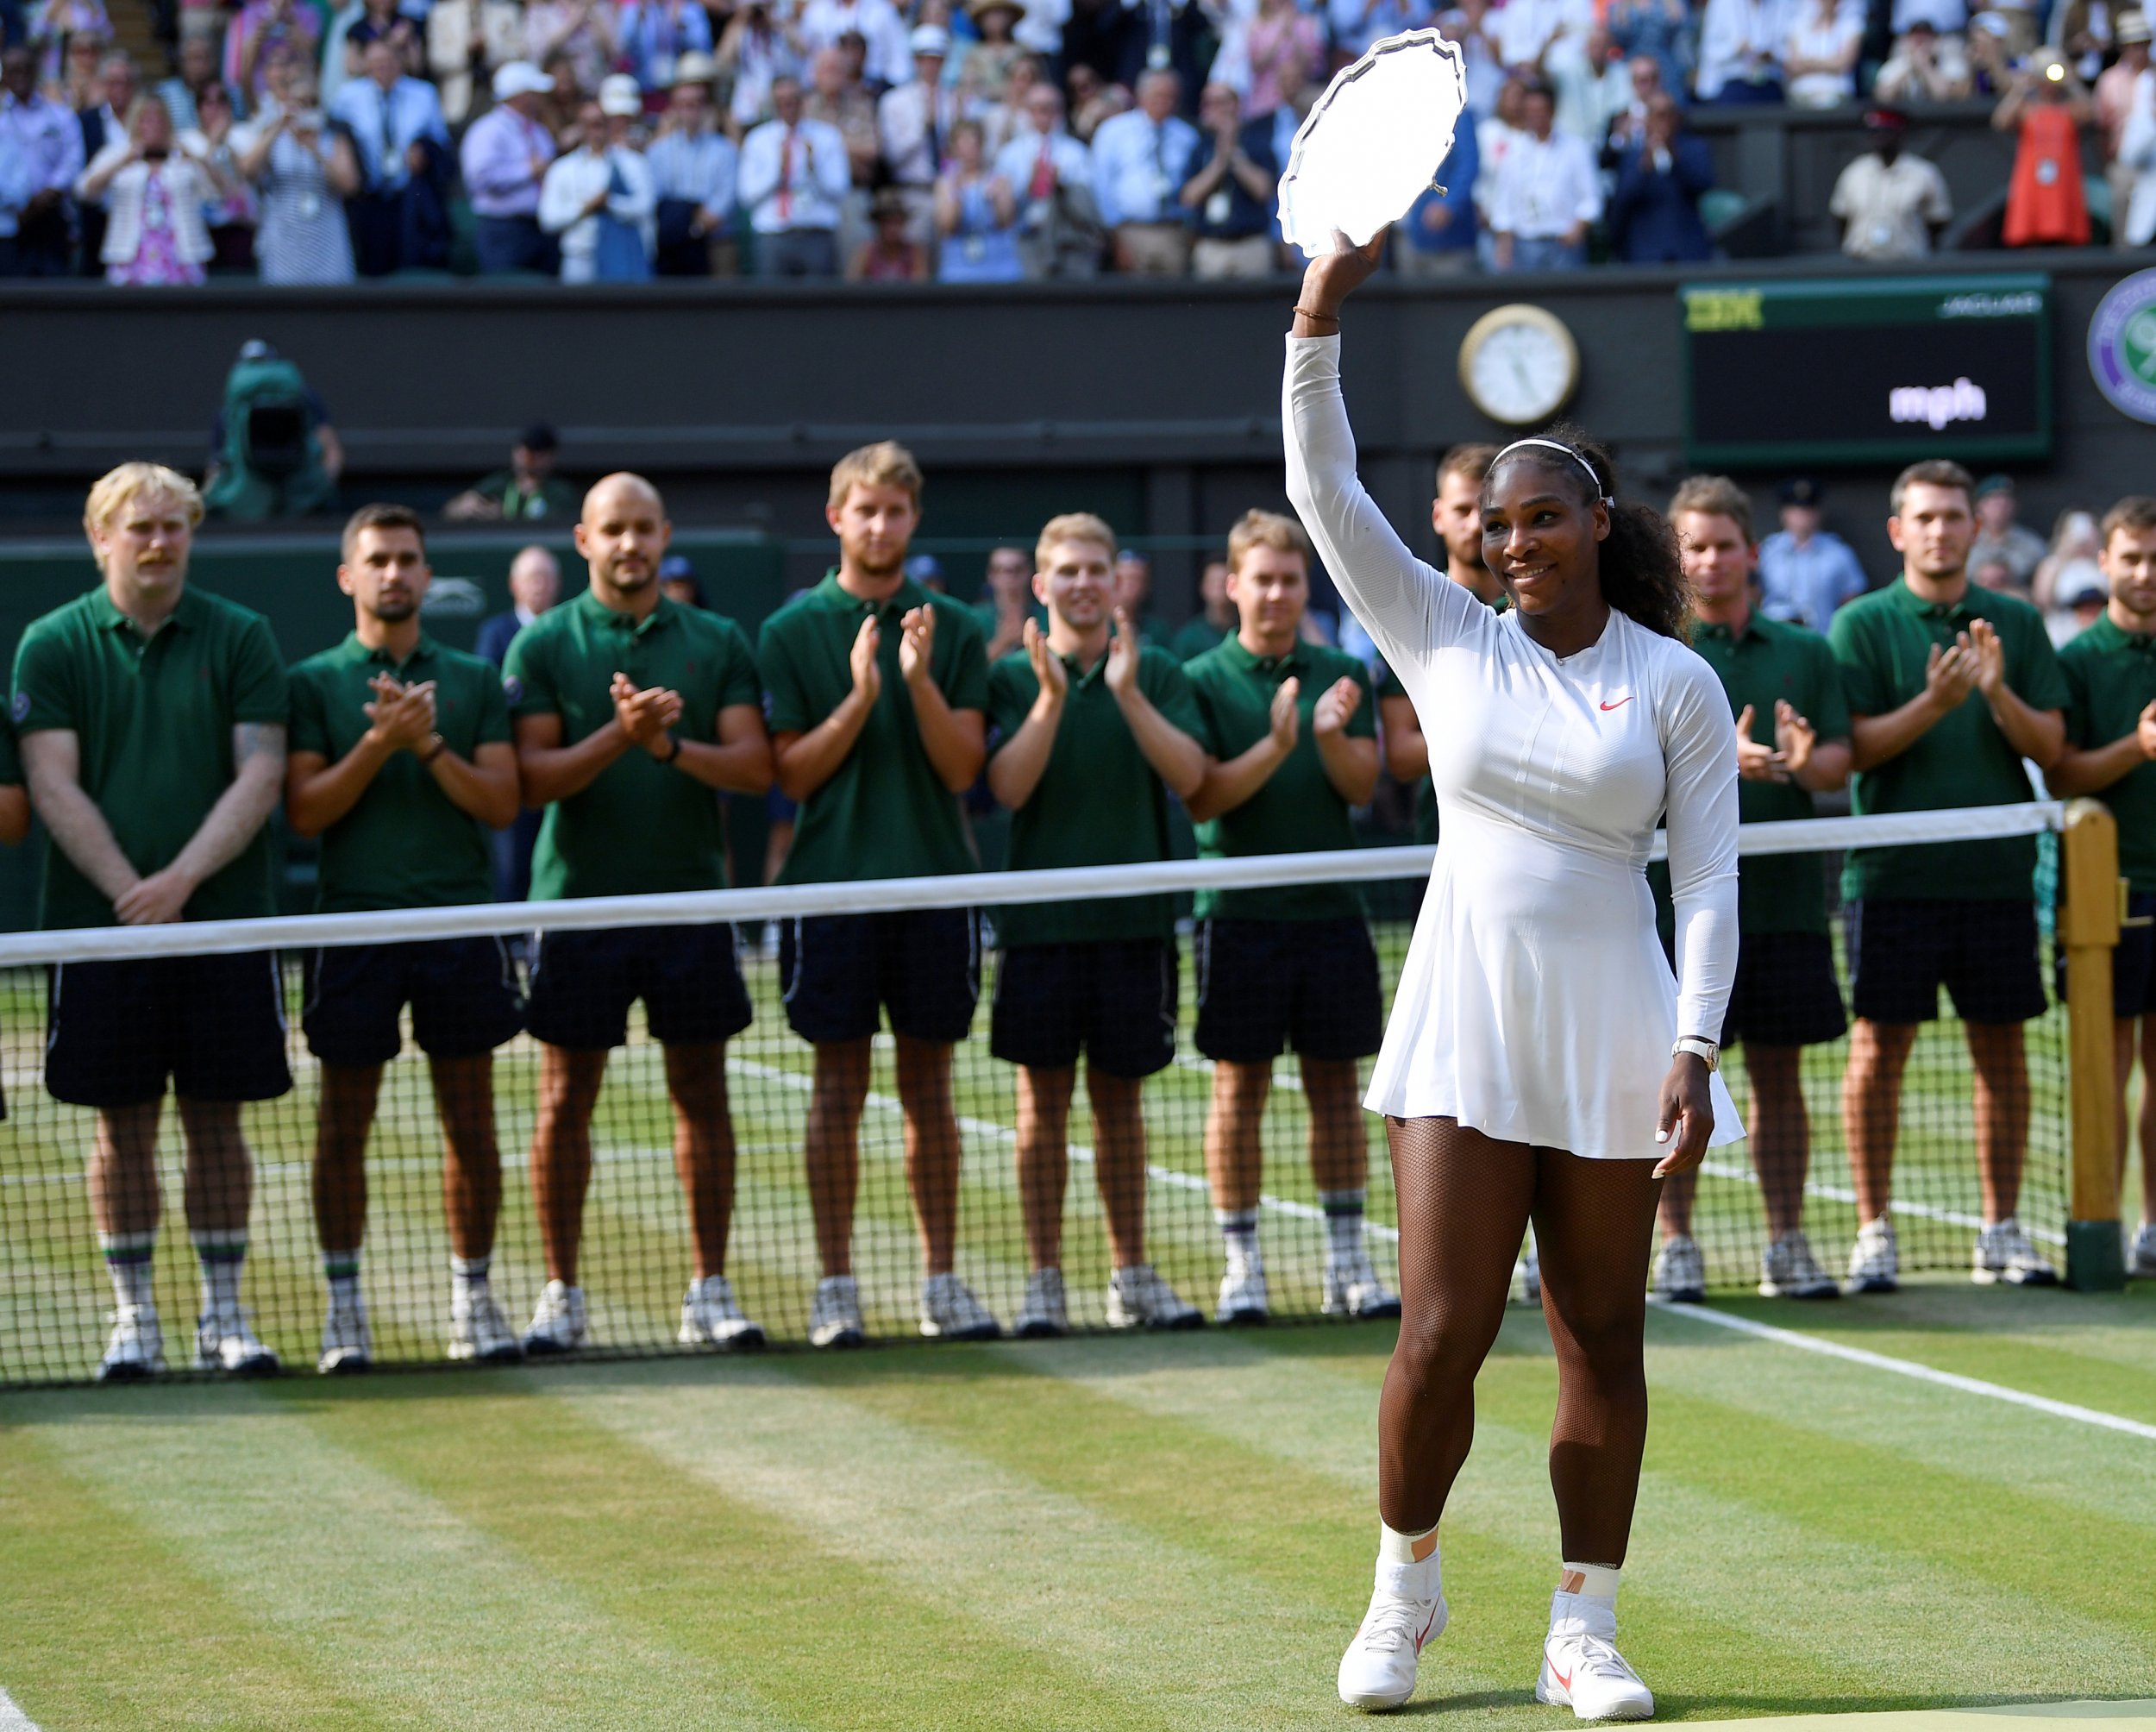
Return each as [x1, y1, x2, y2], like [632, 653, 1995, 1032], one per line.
[452, 1254, 491, 1290]
[192, 1232, 246, 1321]
[1216, 1208, 1260, 1270]
[1320, 1190, 1366, 1263]
[1376, 1522, 1441, 1600]
[101, 1231, 155, 1311]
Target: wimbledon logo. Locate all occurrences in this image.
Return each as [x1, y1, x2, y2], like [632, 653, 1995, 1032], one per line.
[2089, 267, 2156, 424]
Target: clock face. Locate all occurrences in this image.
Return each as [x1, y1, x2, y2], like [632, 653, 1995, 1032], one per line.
[1463, 313, 1577, 426]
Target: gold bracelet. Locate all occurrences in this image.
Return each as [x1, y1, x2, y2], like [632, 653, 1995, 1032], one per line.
[1292, 305, 1341, 327]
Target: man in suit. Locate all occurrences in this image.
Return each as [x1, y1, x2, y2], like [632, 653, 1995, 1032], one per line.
[478, 543, 559, 901]
[1608, 91, 1714, 263]
[75, 52, 137, 277]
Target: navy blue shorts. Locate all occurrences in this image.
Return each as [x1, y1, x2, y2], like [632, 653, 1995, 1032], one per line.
[46, 951, 292, 1108]
[1847, 897, 2047, 1026]
[1194, 916, 1383, 1064]
[2054, 889, 2156, 1018]
[526, 923, 752, 1051]
[780, 908, 980, 1045]
[304, 938, 524, 1066]
[990, 939, 1180, 1078]
[1661, 928, 1847, 1050]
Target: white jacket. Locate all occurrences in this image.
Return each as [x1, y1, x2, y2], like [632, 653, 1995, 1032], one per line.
[538, 143, 656, 279]
[76, 141, 216, 267]
[2120, 69, 2156, 248]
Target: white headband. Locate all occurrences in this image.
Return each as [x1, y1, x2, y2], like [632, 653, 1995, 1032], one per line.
[1495, 436, 1614, 508]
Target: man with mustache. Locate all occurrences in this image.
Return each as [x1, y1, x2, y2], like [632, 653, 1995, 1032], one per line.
[285, 504, 526, 1371]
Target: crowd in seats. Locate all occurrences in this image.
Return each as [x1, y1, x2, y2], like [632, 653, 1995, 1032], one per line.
[3, 0, 2153, 281]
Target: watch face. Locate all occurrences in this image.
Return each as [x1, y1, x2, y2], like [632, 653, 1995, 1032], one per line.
[1467, 318, 1573, 424]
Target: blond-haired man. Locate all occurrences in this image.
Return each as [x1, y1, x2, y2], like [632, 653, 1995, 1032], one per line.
[759, 441, 998, 1346]
[985, 512, 1209, 1335]
[14, 463, 291, 1380]
[1184, 510, 1395, 1324]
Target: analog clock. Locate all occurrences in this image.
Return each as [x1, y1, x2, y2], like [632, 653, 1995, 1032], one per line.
[1458, 304, 1581, 427]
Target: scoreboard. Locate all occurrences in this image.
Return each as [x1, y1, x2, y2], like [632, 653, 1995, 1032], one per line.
[1679, 275, 2053, 469]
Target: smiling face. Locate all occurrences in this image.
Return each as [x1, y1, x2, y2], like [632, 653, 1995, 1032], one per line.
[1480, 455, 1608, 618]
[1674, 509, 1753, 612]
[1036, 537, 1114, 635]
[1227, 543, 1308, 650]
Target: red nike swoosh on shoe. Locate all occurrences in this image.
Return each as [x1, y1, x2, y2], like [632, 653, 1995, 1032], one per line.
[1416, 1610, 1438, 1652]
[1551, 1666, 1573, 1690]
[1599, 697, 1633, 712]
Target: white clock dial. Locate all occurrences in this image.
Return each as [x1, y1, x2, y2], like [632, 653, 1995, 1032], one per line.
[1458, 305, 1580, 427]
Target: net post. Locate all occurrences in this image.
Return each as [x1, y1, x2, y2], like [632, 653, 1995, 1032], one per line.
[2059, 798, 2127, 1293]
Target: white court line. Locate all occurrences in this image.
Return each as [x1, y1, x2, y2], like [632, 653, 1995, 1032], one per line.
[0, 1686, 42, 1731]
[1650, 1298, 2156, 1442]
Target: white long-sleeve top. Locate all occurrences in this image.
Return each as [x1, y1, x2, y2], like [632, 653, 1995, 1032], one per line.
[1282, 333, 1742, 1152]
[538, 144, 656, 279]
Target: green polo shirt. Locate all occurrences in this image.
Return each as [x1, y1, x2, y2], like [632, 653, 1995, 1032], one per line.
[760, 573, 988, 884]
[1171, 614, 1232, 663]
[1649, 611, 1851, 938]
[1828, 577, 2067, 904]
[2059, 613, 2156, 895]
[288, 633, 512, 913]
[986, 641, 1204, 945]
[1184, 635, 1376, 922]
[13, 585, 287, 930]
[504, 588, 761, 900]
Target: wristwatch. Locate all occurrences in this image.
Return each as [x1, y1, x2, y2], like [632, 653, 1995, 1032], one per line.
[663, 733, 683, 766]
[1671, 1037, 1720, 1072]
[419, 733, 448, 765]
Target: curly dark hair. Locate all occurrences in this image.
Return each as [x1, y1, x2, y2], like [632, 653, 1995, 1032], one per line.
[1486, 424, 1692, 643]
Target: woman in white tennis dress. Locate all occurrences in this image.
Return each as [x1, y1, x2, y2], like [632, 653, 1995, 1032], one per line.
[1282, 239, 1741, 1722]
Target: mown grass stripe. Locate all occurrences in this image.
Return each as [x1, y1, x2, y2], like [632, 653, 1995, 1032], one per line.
[1652, 1299, 2156, 1440]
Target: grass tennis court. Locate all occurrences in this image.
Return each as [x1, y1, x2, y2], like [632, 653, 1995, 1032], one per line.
[3, 1282, 2152, 1730]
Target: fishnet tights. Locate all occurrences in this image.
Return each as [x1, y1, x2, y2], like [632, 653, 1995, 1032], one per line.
[1378, 1116, 1661, 1565]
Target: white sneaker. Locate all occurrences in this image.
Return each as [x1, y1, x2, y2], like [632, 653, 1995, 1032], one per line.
[1514, 1241, 1542, 1307]
[1972, 1218, 2059, 1287]
[920, 1271, 1001, 1340]
[1845, 1215, 1898, 1296]
[1651, 1233, 1706, 1303]
[522, 1279, 588, 1356]
[679, 1274, 766, 1349]
[1325, 1248, 1402, 1319]
[1337, 1569, 1446, 1711]
[1758, 1230, 1838, 1300]
[2132, 1223, 2156, 1279]
[1106, 1263, 1202, 1331]
[197, 1308, 279, 1376]
[1538, 1628, 1655, 1721]
[96, 1303, 164, 1382]
[809, 1275, 865, 1349]
[449, 1281, 523, 1364]
[1013, 1267, 1068, 1339]
[1216, 1258, 1269, 1325]
[317, 1290, 373, 1375]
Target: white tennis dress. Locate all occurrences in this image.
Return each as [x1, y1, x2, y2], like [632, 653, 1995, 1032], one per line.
[1283, 335, 1744, 1159]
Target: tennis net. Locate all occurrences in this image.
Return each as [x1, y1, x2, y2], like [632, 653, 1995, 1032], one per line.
[0, 800, 2073, 1385]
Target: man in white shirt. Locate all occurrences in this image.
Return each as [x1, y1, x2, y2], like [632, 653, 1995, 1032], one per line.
[644, 51, 739, 273]
[1828, 106, 1951, 260]
[0, 47, 83, 275]
[878, 22, 969, 236]
[1488, 80, 1601, 269]
[1695, 0, 1789, 100]
[797, 0, 912, 89]
[993, 82, 1101, 278]
[330, 36, 451, 274]
[1090, 68, 1199, 275]
[537, 84, 657, 280]
[736, 72, 850, 275]
[1496, 0, 1592, 75]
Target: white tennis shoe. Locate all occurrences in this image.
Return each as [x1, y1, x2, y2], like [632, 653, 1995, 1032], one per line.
[1514, 1241, 1542, 1307]
[1013, 1267, 1069, 1338]
[97, 1303, 164, 1381]
[1216, 1258, 1269, 1325]
[1651, 1233, 1706, 1303]
[809, 1275, 865, 1348]
[2132, 1222, 2156, 1278]
[449, 1281, 523, 1364]
[523, 1279, 588, 1355]
[1758, 1231, 1838, 1300]
[1844, 1215, 1899, 1295]
[1537, 1629, 1655, 1721]
[1325, 1248, 1401, 1319]
[920, 1272, 1001, 1340]
[317, 1289, 373, 1375]
[1337, 1570, 1445, 1711]
[1972, 1219, 2058, 1287]
[1106, 1263, 1202, 1330]
[197, 1308, 279, 1376]
[679, 1274, 766, 1349]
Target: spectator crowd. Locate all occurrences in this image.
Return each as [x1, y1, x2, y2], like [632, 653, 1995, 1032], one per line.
[5, 0, 2153, 284]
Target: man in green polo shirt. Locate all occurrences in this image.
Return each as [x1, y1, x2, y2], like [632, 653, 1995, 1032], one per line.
[1170, 559, 1237, 663]
[1647, 477, 1852, 1306]
[14, 462, 291, 1382]
[2046, 494, 2156, 1279]
[973, 543, 1043, 664]
[286, 505, 525, 1374]
[1828, 458, 2068, 1295]
[759, 440, 998, 1348]
[1112, 549, 1173, 649]
[505, 473, 774, 1356]
[1183, 509, 1395, 1326]
[985, 511, 1209, 1339]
